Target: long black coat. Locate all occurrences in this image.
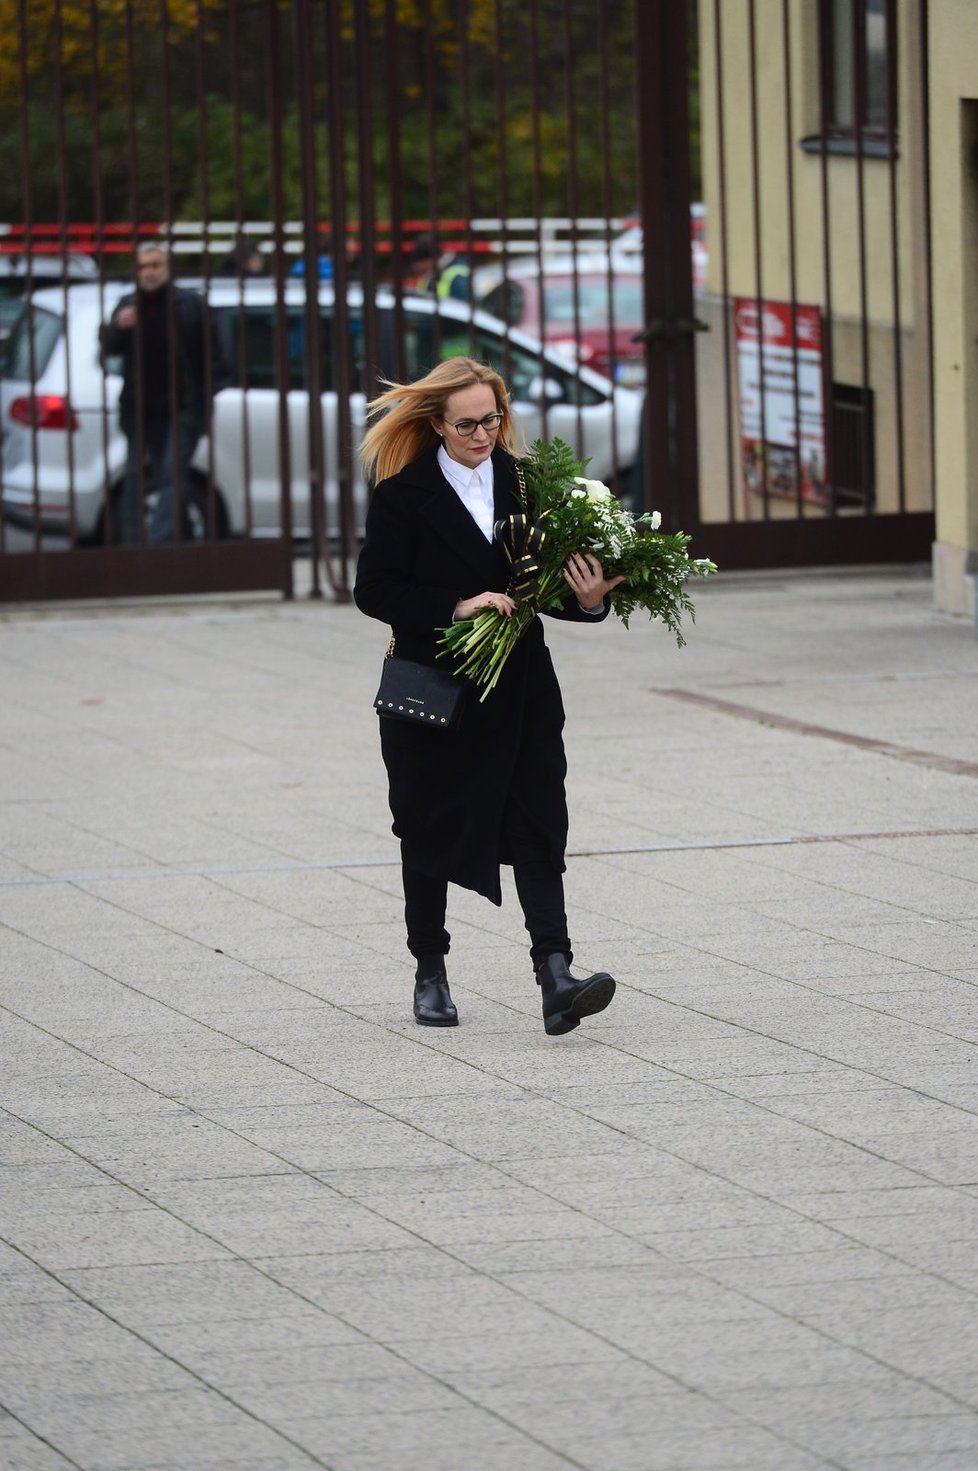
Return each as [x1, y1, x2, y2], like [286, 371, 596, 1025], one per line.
[354, 447, 608, 904]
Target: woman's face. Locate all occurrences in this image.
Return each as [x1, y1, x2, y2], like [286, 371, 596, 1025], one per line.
[433, 383, 501, 471]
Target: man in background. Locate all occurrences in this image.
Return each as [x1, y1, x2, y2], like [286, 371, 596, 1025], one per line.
[409, 232, 471, 302]
[100, 242, 215, 543]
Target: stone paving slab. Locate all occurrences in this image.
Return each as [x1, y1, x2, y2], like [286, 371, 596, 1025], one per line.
[1, 567, 977, 1469]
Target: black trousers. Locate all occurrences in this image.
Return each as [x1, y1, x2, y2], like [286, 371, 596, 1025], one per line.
[402, 808, 572, 969]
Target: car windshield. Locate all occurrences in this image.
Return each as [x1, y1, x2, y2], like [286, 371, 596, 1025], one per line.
[542, 276, 644, 329]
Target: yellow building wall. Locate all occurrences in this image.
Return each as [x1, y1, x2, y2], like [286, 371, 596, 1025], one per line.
[698, 0, 916, 325]
[696, 0, 936, 534]
[928, 2, 978, 615]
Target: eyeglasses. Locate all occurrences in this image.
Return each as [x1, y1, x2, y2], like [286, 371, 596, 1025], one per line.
[446, 411, 504, 437]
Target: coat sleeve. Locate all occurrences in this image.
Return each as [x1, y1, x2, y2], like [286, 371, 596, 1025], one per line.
[354, 479, 463, 633]
[544, 591, 611, 624]
[98, 296, 134, 361]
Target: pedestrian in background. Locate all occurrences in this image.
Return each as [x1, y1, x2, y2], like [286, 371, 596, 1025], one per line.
[409, 232, 471, 301]
[354, 356, 622, 1035]
[218, 236, 264, 278]
[99, 241, 216, 543]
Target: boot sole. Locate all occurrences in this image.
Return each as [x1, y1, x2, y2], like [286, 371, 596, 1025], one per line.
[544, 974, 616, 1036]
[415, 1012, 459, 1027]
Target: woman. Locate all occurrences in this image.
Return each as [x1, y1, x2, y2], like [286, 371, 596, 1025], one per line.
[354, 356, 623, 1036]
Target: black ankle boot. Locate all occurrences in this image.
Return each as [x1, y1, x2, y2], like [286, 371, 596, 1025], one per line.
[535, 953, 615, 1036]
[413, 954, 458, 1027]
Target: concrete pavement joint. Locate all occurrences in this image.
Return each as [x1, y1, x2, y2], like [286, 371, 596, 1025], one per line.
[3, 569, 977, 1468]
[0, 987, 958, 1471]
[0, 1227, 336, 1470]
[2, 1059, 595, 1470]
[657, 687, 978, 778]
[3, 826, 977, 888]
[0, 1395, 86, 1471]
[0, 1006, 863, 1471]
[4, 902, 977, 1434]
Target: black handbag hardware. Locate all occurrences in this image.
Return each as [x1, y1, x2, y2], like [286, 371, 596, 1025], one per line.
[374, 636, 467, 729]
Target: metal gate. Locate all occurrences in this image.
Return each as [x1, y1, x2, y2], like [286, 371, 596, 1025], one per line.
[637, 0, 935, 572]
[0, 0, 934, 604]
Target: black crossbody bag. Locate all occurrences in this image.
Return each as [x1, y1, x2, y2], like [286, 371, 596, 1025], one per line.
[374, 637, 468, 730]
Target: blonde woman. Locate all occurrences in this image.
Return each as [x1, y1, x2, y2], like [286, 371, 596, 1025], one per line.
[354, 357, 622, 1034]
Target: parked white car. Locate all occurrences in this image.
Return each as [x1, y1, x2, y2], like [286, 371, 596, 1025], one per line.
[0, 279, 644, 543]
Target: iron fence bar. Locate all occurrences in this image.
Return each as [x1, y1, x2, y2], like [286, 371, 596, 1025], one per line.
[633, 1, 672, 523]
[711, 0, 736, 522]
[87, 0, 113, 549]
[159, 0, 187, 544]
[294, 0, 328, 599]
[194, 0, 220, 543]
[324, 0, 356, 573]
[851, 0, 873, 511]
[354, 0, 380, 403]
[227, 0, 254, 539]
[123, 0, 148, 543]
[562, 0, 585, 451]
[666, 0, 699, 534]
[493, 0, 514, 389]
[458, 4, 477, 360]
[816, 0, 837, 513]
[52, 0, 79, 548]
[596, 0, 621, 499]
[527, 0, 550, 444]
[884, 0, 906, 514]
[16, 0, 42, 555]
[384, 0, 407, 382]
[781, 0, 803, 518]
[265, 0, 294, 597]
[421, 0, 441, 361]
[747, 0, 770, 522]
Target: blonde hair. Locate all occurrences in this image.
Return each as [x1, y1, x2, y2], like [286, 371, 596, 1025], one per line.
[360, 356, 521, 485]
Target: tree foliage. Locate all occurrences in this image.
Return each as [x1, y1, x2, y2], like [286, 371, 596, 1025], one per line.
[0, 0, 227, 96]
[0, 0, 642, 259]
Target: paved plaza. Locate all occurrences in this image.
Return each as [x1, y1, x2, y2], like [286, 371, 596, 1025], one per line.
[1, 563, 977, 1471]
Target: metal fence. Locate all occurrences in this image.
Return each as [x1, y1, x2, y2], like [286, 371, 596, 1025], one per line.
[0, 0, 936, 604]
[0, 0, 646, 602]
[678, 0, 935, 569]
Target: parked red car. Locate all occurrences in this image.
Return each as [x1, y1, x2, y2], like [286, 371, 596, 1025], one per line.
[478, 254, 647, 388]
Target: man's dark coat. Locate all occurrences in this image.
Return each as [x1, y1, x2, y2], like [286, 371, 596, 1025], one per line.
[99, 285, 214, 440]
[354, 446, 608, 904]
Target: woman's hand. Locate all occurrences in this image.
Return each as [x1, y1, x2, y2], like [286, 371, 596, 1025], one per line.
[562, 551, 626, 610]
[454, 590, 517, 621]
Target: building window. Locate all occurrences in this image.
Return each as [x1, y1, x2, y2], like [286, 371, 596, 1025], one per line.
[824, 0, 893, 139]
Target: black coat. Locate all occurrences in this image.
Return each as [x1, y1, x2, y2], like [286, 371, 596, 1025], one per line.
[354, 447, 608, 904]
[100, 285, 217, 440]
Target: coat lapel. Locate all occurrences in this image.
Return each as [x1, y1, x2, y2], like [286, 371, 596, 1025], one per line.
[492, 450, 523, 526]
[408, 449, 514, 584]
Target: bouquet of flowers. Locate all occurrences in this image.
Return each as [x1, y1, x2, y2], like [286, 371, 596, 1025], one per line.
[438, 437, 716, 699]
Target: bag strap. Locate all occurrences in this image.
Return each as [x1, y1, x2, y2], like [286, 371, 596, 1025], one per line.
[385, 634, 395, 659]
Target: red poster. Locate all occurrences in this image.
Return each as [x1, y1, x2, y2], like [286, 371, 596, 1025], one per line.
[734, 298, 826, 506]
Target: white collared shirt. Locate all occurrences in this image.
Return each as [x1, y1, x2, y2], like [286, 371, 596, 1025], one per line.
[438, 443, 603, 617]
[438, 444, 496, 541]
